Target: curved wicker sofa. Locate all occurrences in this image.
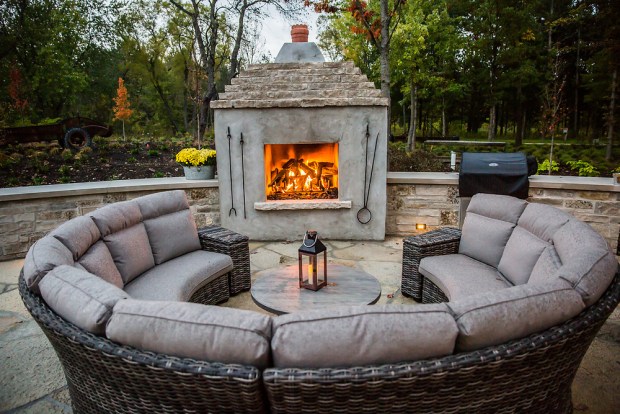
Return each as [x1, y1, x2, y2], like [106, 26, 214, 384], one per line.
[19, 191, 620, 414]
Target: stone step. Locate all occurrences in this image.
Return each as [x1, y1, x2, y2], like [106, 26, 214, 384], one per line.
[211, 97, 389, 109]
[219, 89, 384, 101]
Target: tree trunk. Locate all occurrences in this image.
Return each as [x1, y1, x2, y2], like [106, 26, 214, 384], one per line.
[606, 68, 617, 161]
[407, 84, 418, 151]
[488, 104, 497, 141]
[229, 3, 248, 82]
[572, 27, 580, 140]
[379, 0, 391, 140]
[441, 96, 447, 137]
[122, 120, 125, 141]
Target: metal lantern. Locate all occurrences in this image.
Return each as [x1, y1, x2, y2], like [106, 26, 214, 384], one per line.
[298, 230, 327, 291]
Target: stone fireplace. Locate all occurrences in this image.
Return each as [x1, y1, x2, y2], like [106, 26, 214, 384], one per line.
[212, 30, 388, 240]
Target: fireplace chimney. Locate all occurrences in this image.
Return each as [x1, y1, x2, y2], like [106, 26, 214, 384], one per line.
[274, 25, 325, 63]
[291, 24, 309, 42]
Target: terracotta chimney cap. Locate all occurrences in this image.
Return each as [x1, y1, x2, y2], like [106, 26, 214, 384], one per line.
[291, 24, 309, 43]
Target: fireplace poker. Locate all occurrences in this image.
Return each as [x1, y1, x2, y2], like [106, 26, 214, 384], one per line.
[357, 125, 379, 224]
[227, 127, 237, 216]
[240, 132, 247, 219]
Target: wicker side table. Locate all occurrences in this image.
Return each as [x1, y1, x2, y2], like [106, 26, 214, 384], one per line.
[198, 226, 251, 295]
[401, 227, 462, 301]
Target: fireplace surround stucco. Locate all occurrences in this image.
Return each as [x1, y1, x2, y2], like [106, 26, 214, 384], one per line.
[212, 43, 388, 240]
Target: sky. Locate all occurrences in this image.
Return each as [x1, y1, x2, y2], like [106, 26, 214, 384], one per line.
[259, 5, 321, 59]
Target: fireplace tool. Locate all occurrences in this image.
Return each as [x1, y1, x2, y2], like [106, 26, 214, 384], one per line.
[227, 127, 237, 216]
[357, 125, 379, 224]
[240, 132, 247, 219]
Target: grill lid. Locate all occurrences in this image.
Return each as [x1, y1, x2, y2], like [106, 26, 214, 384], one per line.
[459, 152, 529, 199]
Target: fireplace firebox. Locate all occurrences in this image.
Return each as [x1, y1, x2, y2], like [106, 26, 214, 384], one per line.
[265, 143, 339, 200]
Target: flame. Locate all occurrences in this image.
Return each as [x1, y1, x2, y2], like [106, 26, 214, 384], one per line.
[265, 143, 339, 200]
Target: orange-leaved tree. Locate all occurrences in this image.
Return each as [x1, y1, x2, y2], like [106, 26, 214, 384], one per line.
[113, 77, 133, 140]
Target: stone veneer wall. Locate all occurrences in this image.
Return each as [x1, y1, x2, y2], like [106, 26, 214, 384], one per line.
[387, 172, 620, 252]
[1, 174, 618, 260]
[0, 179, 220, 260]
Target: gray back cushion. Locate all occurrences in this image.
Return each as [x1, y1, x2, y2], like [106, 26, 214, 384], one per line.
[464, 193, 528, 224]
[528, 246, 563, 285]
[23, 236, 74, 294]
[89, 200, 154, 283]
[517, 203, 571, 242]
[458, 194, 527, 268]
[107, 299, 272, 368]
[50, 215, 101, 261]
[459, 213, 516, 268]
[553, 219, 618, 306]
[271, 304, 458, 368]
[39, 265, 128, 335]
[447, 280, 585, 352]
[498, 226, 549, 285]
[89, 200, 143, 236]
[78, 241, 124, 288]
[134, 190, 190, 219]
[104, 224, 154, 284]
[135, 191, 201, 264]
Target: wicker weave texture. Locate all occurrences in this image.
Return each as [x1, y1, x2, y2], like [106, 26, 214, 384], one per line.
[422, 277, 450, 303]
[264, 275, 620, 414]
[401, 228, 461, 301]
[189, 272, 230, 305]
[199, 226, 251, 295]
[19, 273, 267, 414]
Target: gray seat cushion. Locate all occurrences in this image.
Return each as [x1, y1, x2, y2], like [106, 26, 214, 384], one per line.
[39, 265, 128, 335]
[135, 190, 201, 264]
[123, 250, 233, 302]
[553, 219, 618, 306]
[447, 279, 585, 352]
[271, 304, 458, 368]
[106, 299, 272, 368]
[419, 254, 511, 301]
[23, 236, 74, 294]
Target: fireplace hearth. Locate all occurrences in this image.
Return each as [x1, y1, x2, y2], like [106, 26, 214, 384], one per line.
[212, 30, 388, 240]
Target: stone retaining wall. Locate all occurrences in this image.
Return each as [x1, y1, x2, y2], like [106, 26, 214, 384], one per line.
[1, 174, 618, 260]
[0, 179, 220, 260]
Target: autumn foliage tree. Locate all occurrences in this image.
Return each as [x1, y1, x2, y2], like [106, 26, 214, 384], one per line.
[113, 77, 133, 140]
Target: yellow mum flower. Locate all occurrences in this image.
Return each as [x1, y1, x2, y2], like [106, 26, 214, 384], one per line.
[176, 148, 216, 167]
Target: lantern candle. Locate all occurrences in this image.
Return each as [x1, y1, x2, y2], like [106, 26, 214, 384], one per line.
[308, 262, 313, 285]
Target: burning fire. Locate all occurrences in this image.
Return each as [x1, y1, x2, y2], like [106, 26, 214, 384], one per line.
[265, 143, 338, 200]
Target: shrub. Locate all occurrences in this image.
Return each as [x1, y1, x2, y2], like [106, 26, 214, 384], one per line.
[537, 159, 559, 174]
[566, 160, 599, 177]
[61, 149, 73, 161]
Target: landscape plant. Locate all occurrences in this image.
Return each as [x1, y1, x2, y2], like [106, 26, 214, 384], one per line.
[113, 77, 133, 141]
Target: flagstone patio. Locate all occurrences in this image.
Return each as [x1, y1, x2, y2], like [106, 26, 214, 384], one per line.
[0, 238, 618, 413]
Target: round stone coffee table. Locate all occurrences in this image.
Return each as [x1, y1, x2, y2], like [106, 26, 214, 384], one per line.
[251, 264, 381, 315]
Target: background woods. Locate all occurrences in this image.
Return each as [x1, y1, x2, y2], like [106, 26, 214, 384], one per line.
[0, 0, 618, 154]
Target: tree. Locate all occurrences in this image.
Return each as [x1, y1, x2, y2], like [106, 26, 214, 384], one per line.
[113, 77, 133, 140]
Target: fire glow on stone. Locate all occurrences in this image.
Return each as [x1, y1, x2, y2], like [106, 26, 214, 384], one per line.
[265, 143, 339, 200]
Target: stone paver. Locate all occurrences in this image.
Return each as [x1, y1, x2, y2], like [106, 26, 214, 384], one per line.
[0, 240, 618, 413]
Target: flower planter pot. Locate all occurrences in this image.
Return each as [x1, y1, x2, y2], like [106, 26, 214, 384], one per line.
[183, 165, 215, 180]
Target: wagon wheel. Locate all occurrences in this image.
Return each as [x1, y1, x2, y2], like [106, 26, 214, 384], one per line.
[64, 128, 92, 150]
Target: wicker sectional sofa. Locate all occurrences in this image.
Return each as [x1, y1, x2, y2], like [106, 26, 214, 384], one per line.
[20, 191, 620, 413]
